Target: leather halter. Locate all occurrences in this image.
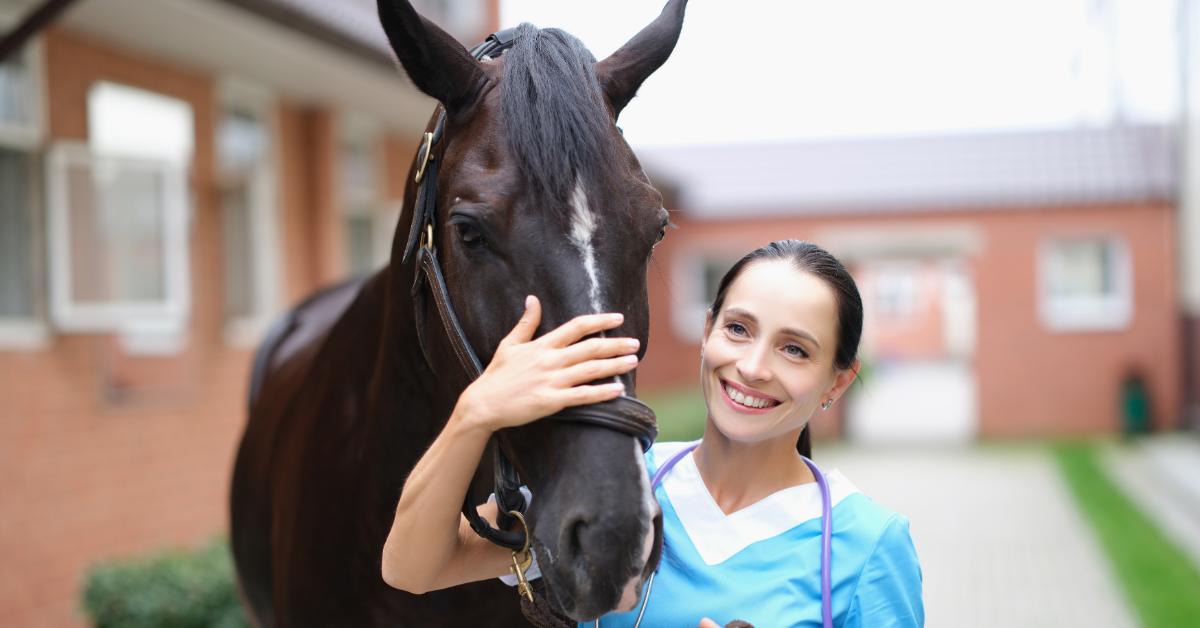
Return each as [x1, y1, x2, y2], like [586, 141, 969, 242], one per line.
[404, 29, 659, 551]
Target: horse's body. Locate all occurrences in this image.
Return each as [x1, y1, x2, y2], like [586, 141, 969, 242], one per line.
[230, 2, 688, 625]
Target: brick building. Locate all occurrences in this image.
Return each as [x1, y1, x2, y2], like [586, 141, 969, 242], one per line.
[635, 127, 1183, 442]
[0, 0, 493, 625]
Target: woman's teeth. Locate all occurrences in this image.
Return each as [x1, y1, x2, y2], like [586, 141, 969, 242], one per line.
[725, 384, 776, 409]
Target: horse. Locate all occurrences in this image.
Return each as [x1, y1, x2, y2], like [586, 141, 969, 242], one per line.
[229, 1, 689, 625]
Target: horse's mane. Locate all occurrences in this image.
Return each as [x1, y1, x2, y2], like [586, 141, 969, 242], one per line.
[501, 23, 620, 208]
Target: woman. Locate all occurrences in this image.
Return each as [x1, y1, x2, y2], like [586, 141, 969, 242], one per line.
[382, 240, 924, 627]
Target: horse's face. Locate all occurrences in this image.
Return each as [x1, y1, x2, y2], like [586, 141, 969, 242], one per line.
[379, 0, 687, 620]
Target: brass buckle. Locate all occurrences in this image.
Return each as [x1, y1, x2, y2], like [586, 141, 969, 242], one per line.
[414, 131, 435, 183]
[419, 223, 433, 251]
[506, 510, 534, 603]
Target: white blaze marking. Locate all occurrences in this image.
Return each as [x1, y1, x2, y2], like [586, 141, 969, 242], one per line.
[569, 179, 603, 314]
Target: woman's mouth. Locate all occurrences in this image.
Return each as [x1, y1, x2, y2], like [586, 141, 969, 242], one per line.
[719, 378, 782, 413]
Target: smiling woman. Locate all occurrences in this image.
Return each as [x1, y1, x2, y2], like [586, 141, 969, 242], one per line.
[592, 240, 925, 627]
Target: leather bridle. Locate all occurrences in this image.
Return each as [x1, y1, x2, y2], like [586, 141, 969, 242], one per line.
[402, 28, 659, 553]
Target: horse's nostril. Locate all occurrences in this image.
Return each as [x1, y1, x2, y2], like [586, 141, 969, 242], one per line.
[565, 516, 588, 560]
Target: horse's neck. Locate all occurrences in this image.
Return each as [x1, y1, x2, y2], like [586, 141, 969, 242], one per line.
[355, 262, 458, 479]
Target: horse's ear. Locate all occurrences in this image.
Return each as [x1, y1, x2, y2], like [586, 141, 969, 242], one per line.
[377, 0, 486, 112]
[595, 0, 688, 117]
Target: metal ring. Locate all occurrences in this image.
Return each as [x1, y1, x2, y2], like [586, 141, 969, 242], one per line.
[414, 131, 434, 183]
[419, 223, 433, 251]
[506, 510, 531, 555]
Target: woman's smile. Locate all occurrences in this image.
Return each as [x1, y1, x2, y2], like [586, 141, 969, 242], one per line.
[718, 377, 782, 413]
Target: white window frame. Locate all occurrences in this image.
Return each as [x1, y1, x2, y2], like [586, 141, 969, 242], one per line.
[45, 142, 191, 341]
[0, 19, 47, 350]
[671, 249, 745, 341]
[339, 112, 389, 273]
[1037, 235, 1133, 332]
[218, 77, 283, 347]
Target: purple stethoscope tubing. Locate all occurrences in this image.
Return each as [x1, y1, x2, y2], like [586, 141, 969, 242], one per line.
[650, 442, 834, 628]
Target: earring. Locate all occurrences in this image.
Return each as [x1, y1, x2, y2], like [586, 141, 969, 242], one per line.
[821, 399, 834, 411]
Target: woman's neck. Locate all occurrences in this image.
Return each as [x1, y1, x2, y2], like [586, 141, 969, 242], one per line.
[692, 422, 815, 516]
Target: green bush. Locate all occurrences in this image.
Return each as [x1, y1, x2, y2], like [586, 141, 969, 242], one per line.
[81, 536, 250, 628]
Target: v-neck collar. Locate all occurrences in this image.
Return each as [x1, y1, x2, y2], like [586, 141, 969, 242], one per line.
[658, 445, 859, 565]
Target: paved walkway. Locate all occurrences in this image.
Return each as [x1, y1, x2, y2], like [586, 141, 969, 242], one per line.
[1101, 433, 1200, 574]
[819, 444, 1139, 628]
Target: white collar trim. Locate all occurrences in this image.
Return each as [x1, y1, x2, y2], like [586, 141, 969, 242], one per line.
[660, 447, 859, 566]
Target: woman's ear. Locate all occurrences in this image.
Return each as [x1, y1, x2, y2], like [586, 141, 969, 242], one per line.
[824, 359, 860, 405]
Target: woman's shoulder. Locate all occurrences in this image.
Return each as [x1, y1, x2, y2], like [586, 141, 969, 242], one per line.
[646, 440, 700, 474]
[827, 483, 918, 581]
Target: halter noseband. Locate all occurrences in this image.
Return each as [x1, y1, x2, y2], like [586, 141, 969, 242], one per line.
[404, 29, 659, 551]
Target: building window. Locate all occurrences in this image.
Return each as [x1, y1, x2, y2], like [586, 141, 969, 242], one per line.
[46, 83, 193, 353]
[0, 36, 46, 350]
[218, 80, 281, 346]
[672, 252, 742, 341]
[339, 116, 387, 276]
[1038, 236, 1133, 332]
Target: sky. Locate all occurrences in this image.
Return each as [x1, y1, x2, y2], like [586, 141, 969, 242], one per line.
[498, 0, 1180, 147]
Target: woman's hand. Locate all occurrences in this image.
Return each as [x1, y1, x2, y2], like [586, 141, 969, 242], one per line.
[454, 295, 640, 432]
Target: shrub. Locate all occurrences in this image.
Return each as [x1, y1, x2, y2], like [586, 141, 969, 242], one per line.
[81, 536, 249, 628]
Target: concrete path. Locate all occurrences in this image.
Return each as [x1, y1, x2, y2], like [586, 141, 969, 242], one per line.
[1101, 433, 1200, 574]
[819, 444, 1140, 628]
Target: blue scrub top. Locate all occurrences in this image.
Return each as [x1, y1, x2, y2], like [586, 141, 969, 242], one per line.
[589, 441, 924, 628]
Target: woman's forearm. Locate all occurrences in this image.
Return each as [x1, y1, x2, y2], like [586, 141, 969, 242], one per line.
[381, 406, 497, 593]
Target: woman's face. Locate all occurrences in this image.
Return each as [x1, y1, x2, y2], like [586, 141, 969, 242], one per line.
[700, 260, 856, 445]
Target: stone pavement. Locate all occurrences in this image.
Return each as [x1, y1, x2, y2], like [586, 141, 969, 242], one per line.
[819, 444, 1140, 628]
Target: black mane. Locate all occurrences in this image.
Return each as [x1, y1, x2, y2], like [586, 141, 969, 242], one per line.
[501, 23, 618, 206]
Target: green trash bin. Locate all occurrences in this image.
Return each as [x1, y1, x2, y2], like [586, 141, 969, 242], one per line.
[1121, 373, 1152, 436]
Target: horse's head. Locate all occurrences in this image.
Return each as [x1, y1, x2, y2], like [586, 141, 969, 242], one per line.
[378, 0, 687, 619]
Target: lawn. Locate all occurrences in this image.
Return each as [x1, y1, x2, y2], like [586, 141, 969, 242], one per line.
[1053, 441, 1200, 628]
[640, 386, 707, 442]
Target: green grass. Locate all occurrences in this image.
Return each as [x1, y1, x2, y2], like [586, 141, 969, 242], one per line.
[639, 386, 707, 442]
[1052, 442, 1200, 628]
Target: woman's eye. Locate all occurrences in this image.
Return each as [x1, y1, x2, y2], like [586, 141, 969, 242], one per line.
[724, 322, 748, 337]
[455, 223, 485, 248]
[783, 344, 809, 359]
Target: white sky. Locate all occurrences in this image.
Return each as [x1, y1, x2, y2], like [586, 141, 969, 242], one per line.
[499, 0, 1180, 147]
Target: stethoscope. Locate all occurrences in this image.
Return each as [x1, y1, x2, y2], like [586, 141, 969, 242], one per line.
[599, 442, 834, 628]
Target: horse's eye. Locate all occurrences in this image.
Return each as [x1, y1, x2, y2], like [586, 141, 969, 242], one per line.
[455, 222, 485, 248]
[654, 227, 667, 245]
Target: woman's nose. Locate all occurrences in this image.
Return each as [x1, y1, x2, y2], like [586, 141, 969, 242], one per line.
[735, 344, 772, 382]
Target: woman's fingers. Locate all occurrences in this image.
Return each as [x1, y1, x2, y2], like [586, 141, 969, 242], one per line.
[559, 382, 626, 406]
[555, 336, 640, 366]
[540, 312, 624, 347]
[558, 354, 638, 386]
[500, 295, 542, 347]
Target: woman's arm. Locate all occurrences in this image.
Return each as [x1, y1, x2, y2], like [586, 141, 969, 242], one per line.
[381, 295, 640, 593]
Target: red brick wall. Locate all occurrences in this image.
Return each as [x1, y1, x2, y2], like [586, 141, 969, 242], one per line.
[0, 30, 251, 628]
[640, 202, 1181, 438]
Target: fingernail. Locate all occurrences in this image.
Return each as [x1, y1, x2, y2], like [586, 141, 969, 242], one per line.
[611, 313, 624, 322]
[525, 295, 534, 309]
[626, 338, 640, 349]
[622, 355, 638, 364]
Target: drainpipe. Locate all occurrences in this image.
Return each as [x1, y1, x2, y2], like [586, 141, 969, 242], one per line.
[1179, 0, 1200, 431]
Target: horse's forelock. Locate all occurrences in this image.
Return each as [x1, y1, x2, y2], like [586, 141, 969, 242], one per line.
[500, 23, 620, 211]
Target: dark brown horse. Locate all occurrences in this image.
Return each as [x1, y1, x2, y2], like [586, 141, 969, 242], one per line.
[229, 1, 688, 625]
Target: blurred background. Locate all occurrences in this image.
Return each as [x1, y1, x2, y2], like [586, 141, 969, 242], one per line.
[0, 0, 1198, 626]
